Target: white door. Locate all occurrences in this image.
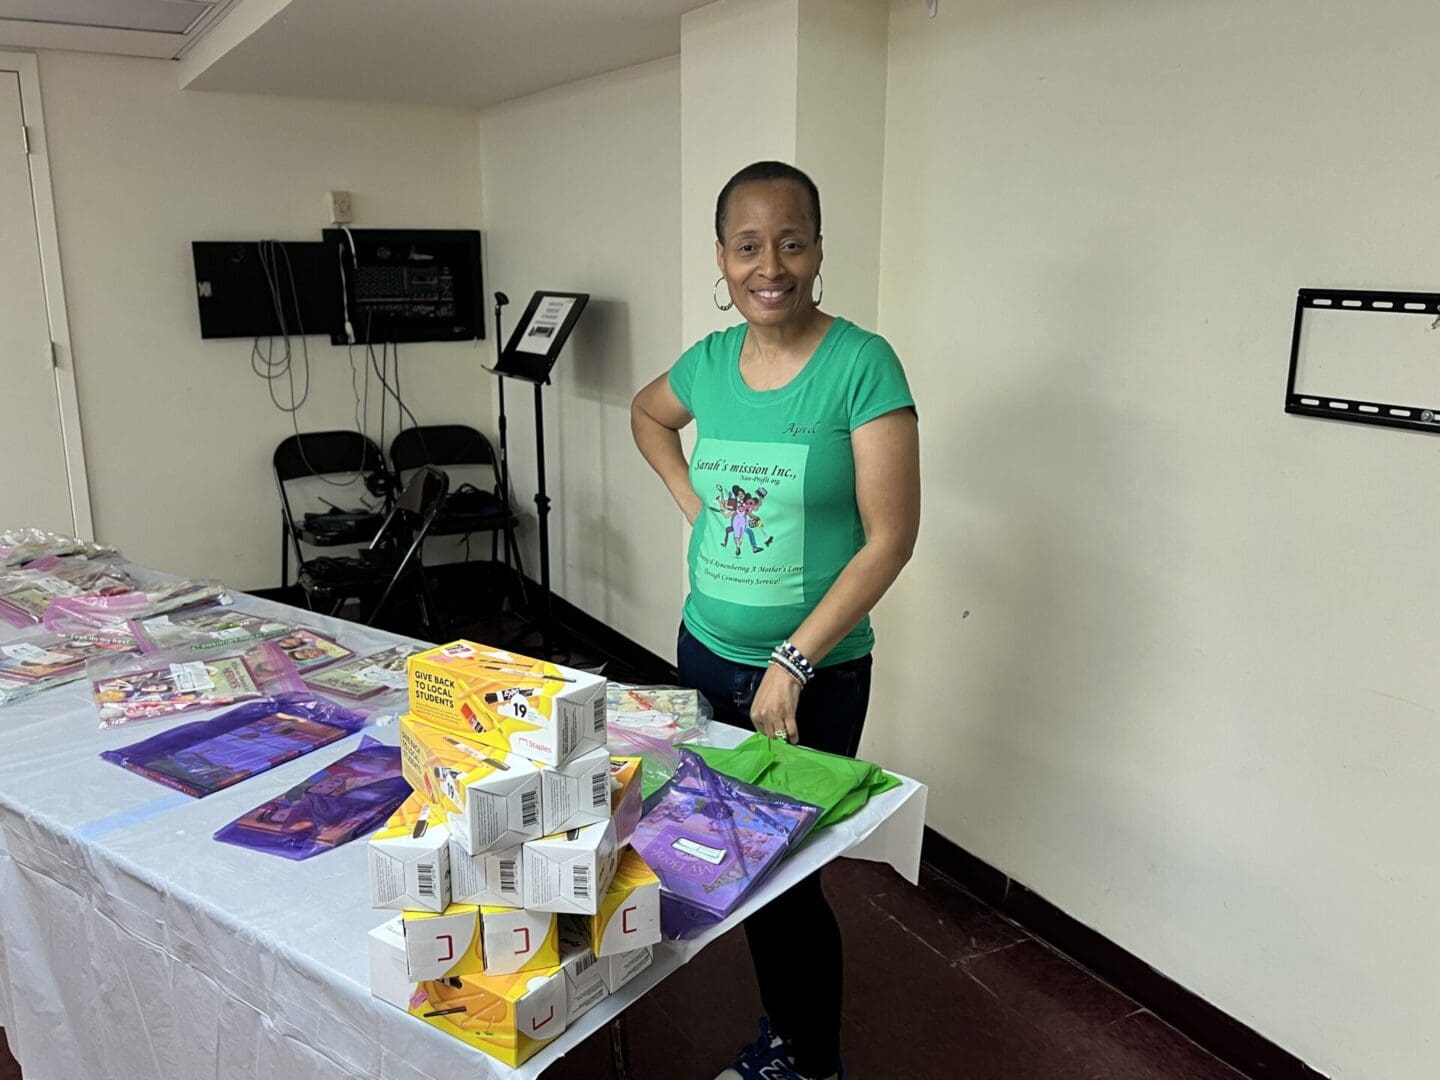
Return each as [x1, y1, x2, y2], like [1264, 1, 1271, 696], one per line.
[0, 69, 73, 534]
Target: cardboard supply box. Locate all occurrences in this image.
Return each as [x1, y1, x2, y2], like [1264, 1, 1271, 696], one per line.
[479, 904, 559, 977]
[522, 818, 619, 916]
[402, 903, 485, 981]
[610, 756, 643, 848]
[560, 920, 656, 997]
[400, 713, 543, 855]
[538, 744, 612, 834]
[367, 916, 416, 1011]
[408, 967, 567, 1068]
[560, 940, 609, 1025]
[448, 836, 523, 908]
[406, 641, 607, 767]
[566, 848, 661, 957]
[368, 794, 451, 912]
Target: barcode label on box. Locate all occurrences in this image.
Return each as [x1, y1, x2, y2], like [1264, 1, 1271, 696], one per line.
[521, 789, 540, 828]
[417, 863, 436, 898]
[573, 865, 590, 899]
[575, 952, 598, 975]
[591, 770, 608, 809]
[591, 693, 606, 736]
[561, 702, 578, 760]
[500, 859, 518, 893]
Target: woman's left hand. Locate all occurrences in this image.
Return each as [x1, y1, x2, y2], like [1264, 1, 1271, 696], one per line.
[750, 665, 802, 743]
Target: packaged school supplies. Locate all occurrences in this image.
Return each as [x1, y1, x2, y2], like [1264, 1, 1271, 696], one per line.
[304, 643, 420, 700]
[213, 735, 408, 860]
[522, 818, 619, 916]
[0, 559, 135, 627]
[99, 693, 367, 798]
[0, 527, 115, 568]
[90, 641, 305, 728]
[402, 903, 486, 980]
[43, 578, 230, 634]
[631, 749, 821, 939]
[449, 836, 523, 908]
[692, 734, 902, 831]
[406, 967, 568, 1068]
[0, 630, 138, 707]
[538, 744, 612, 834]
[564, 848, 661, 957]
[480, 905, 559, 976]
[369, 794, 451, 912]
[266, 628, 352, 672]
[399, 714, 543, 855]
[606, 684, 708, 745]
[128, 608, 289, 653]
[610, 757, 643, 847]
[407, 641, 606, 767]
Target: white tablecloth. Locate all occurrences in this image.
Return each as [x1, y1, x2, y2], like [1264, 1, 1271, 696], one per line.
[0, 580, 928, 1080]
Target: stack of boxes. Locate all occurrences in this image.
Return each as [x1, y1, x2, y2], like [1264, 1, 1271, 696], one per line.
[366, 641, 659, 1067]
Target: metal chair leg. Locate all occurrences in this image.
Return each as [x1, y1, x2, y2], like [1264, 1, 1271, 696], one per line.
[608, 1015, 635, 1080]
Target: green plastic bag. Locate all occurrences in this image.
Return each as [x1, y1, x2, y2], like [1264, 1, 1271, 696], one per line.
[692, 734, 900, 831]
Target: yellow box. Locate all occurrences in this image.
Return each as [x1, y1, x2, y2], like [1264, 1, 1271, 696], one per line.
[406, 641, 606, 767]
[402, 903, 485, 981]
[408, 967, 567, 1068]
[610, 757, 643, 848]
[570, 848, 661, 957]
[399, 714, 543, 854]
[480, 904, 559, 977]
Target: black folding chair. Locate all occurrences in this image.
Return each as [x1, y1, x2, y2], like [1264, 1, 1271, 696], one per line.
[273, 431, 389, 591]
[389, 424, 524, 580]
[297, 466, 449, 634]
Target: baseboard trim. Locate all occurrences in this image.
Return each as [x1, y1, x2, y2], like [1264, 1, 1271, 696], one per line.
[920, 827, 1329, 1079]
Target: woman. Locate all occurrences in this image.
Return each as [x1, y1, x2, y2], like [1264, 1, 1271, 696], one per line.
[630, 161, 921, 1080]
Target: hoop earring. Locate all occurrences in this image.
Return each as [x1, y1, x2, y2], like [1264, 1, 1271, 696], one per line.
[713, 276, 734, 312]
[812, 272, 824, 306]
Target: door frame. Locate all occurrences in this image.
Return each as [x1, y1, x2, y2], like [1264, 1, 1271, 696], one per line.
[0, 49, 93, 538]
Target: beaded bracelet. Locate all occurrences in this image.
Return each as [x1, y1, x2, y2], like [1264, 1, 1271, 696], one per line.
[769, 654, 808, 687]
[774, 641, 817, 682]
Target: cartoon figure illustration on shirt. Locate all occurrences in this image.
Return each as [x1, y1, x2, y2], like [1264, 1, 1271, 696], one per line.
[711, 484, 775, 556]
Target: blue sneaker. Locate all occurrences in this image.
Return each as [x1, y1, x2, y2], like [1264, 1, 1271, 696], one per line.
[713, 1019, 848, 1080]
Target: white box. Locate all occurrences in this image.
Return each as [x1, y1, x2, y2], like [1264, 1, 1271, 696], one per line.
[522, 818, 619, 915]
[560, 940, 608, 1024]
[559, 923, 654, 995]
[479, 904, 559, 977]
[538, 744, 612, 834]
[401, 903, 485, 981]
[449, 836, 523, 908]
[400, 714, 544, 855]
[367, 916, 415, 1010]
[567, 848, 662, 957]
[603, 945, 654, 995]
[367, 796, 450, 912]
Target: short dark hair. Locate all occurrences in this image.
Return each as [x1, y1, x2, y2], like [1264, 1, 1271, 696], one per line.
[715, 161, 821, 244]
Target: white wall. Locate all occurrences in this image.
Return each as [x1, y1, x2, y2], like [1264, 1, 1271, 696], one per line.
[478, 58, 684, 659]
[35, 50, 488, 589]
[877, 1, 1440, 1077]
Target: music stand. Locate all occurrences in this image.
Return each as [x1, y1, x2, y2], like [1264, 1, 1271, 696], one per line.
[489, 291, 589, 655]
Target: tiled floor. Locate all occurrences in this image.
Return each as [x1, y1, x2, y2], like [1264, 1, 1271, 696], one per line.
[0, 863, 1245, 1080]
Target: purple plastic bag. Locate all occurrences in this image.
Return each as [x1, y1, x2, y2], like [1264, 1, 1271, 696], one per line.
[100, 693, 368, 798]
[213, 735, 408, 860]
[631, 748, 821, 939]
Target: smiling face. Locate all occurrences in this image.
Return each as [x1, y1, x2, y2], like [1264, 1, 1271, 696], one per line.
[715, 179, 823, 330]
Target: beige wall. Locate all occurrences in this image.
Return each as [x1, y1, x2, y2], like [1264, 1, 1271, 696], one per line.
[478, 58, 684, 659]
[35, 50, 488, 589]
[877, 1, 1440, 1076]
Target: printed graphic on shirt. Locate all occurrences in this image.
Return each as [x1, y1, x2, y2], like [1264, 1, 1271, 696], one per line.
[690, 438, 808, 606]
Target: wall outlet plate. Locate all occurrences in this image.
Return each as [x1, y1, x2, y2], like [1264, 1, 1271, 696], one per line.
[326, 190, 353, 224]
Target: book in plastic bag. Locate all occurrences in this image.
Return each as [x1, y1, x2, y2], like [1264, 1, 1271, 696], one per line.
[267, 627, 353, 672]
[213, 735, 409, 860]
[129, 607, 291, 653]
[0, 629, 139, 707]
[631, 748, 821, 939]
[90, 640, 305, 728]
[302, 643, 419, 700]
[99, 692, 368, 797]
[0, 528, 116, 568]
[606, 683, 709, 745]
[43, 578, 229, 634]
[0, 559, 136, 627]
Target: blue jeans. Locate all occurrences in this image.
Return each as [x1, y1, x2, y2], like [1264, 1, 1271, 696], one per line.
[676, 622, 873, 1077]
